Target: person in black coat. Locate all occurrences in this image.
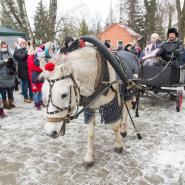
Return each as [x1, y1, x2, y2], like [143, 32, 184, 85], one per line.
[13, 38, 33, 103]
[156, 28, 184, 67]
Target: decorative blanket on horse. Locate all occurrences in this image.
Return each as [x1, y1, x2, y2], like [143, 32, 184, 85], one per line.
[115, 50, 141, 79]
[115, 50, 141, 100]
[84, 96, 122, 124]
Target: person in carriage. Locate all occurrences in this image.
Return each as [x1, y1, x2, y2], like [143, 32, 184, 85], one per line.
[155, 27, 184, 67]
[141, 33, 162, 66]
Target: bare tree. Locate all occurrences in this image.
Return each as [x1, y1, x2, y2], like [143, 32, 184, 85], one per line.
[0, 0, 58, 40]
[48, 0, 57, 40]
[106, 0, 116, 26]
[0, 0, 33, 38]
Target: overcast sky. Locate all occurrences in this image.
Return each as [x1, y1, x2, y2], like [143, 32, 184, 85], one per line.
[25, 0, 119, 26]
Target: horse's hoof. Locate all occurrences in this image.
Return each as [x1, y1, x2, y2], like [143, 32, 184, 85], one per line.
[135, 113, 139, 117]
[120, 131, 127, 137]
[114, 147, 123, 153]
[83, 161, 94, 169]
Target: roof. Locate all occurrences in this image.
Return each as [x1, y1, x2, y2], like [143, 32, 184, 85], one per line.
[0, 26, 26, 37]
[100, 23, 141, 39]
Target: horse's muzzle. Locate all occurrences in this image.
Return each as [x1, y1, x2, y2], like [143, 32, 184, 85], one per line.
[49, 131, 58, 138]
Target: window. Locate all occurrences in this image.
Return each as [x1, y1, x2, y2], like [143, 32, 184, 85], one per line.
[117, 40, 123, 49]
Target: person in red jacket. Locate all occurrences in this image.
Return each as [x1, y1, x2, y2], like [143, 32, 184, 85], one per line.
[27, 47, 43, 110]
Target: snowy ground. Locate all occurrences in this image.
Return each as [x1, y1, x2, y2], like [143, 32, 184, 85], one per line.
[0, 91, 185, 185]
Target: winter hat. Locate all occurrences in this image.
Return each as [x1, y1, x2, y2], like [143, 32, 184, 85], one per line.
[0, 41, 7, 47]
[65, 36, 74, 47]
[36, 47, 43, 58]
[17, 38, 26, 45]
[167, 27, 178, 37]
[150, 33, 160, 40]
[125, 43, 132, 51]
[36, 47, 42, 54]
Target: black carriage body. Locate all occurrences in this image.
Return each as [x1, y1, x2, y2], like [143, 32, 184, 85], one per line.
[141, 66, 185, 87]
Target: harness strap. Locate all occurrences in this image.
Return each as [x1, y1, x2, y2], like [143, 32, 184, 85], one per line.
[70, 80, 119, 120]
[46, 75, 76, 115]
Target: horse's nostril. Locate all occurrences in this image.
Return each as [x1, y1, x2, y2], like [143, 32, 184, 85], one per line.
[50, 131, 58, 138]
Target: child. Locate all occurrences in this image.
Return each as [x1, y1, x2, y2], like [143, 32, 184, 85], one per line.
[0, 94, 7, 118]
[31, 48, 43, 110]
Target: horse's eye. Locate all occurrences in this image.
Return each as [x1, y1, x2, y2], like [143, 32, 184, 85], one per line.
[61, 93, 68, 99]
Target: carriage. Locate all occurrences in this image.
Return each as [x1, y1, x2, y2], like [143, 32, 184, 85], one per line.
[138, 64, 185, 112]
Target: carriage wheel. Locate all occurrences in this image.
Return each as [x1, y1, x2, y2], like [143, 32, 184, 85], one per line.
[176, 90, 183, 112]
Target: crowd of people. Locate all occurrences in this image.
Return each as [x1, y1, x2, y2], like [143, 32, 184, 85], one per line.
[0, 38, 55, 118]
[0, 28, 185, 118]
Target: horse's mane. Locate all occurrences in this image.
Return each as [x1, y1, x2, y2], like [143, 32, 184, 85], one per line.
[44, 47, 98, 81]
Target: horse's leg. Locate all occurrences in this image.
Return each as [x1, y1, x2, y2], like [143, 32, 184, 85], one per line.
[83, 115, 95, 168]
[112, 121, 123, 153]
[120, 100, 132, 137]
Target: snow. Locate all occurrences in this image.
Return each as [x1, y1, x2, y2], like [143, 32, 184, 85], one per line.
[0, 90, 185, 184]
[119, 24, 141, 38]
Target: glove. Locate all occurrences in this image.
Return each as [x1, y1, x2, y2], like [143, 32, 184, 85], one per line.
[3, 58, 9, 63]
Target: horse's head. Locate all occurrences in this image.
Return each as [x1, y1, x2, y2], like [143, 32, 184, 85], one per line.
[42, 62, 80, 138]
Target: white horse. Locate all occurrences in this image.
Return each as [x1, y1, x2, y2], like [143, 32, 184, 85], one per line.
[42, 46, 136, 168]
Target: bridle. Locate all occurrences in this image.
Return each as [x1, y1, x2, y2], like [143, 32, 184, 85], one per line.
[46, 74, 80, 123]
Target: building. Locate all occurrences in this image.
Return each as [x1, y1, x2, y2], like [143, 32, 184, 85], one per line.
[0, 26, 26, 49]
[99, 23, 141, 50]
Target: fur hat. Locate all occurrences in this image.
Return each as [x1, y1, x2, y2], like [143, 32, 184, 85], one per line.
[167, 28, 178, 37]
[150, 33, 160, 40]
[65, 36, 74, 47]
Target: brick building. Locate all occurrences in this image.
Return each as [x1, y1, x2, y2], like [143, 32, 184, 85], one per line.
[99, 23, 141, 50]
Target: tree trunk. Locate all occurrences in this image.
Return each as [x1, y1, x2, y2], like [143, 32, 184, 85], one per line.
[17, 0, 33, 39]
[176, 0, 185, 41]
[49, 0, 57, 40]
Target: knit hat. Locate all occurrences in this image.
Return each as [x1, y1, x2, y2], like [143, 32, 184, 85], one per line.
[17, 38, 26, 45]
[167, 28, 178, 37]
[36, 47, 43, 58]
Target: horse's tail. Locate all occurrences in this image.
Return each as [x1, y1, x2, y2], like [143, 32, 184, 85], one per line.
[67, 36, 128, 85]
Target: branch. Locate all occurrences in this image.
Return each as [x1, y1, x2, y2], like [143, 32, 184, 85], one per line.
[55, 4, 85, 33]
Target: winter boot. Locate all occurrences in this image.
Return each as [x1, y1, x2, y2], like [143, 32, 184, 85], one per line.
[3, 100, 11, 110]
[41, 100, 46, 107]
[0, 108, 7, 118]
[35, 102, 41, 110]
[24, 99, 32, 103]
[8, 99, 16, 108]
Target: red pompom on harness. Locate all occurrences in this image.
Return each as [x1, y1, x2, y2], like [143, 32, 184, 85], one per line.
[45, 62, 55, 71]
[80, 39, 85, 48]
